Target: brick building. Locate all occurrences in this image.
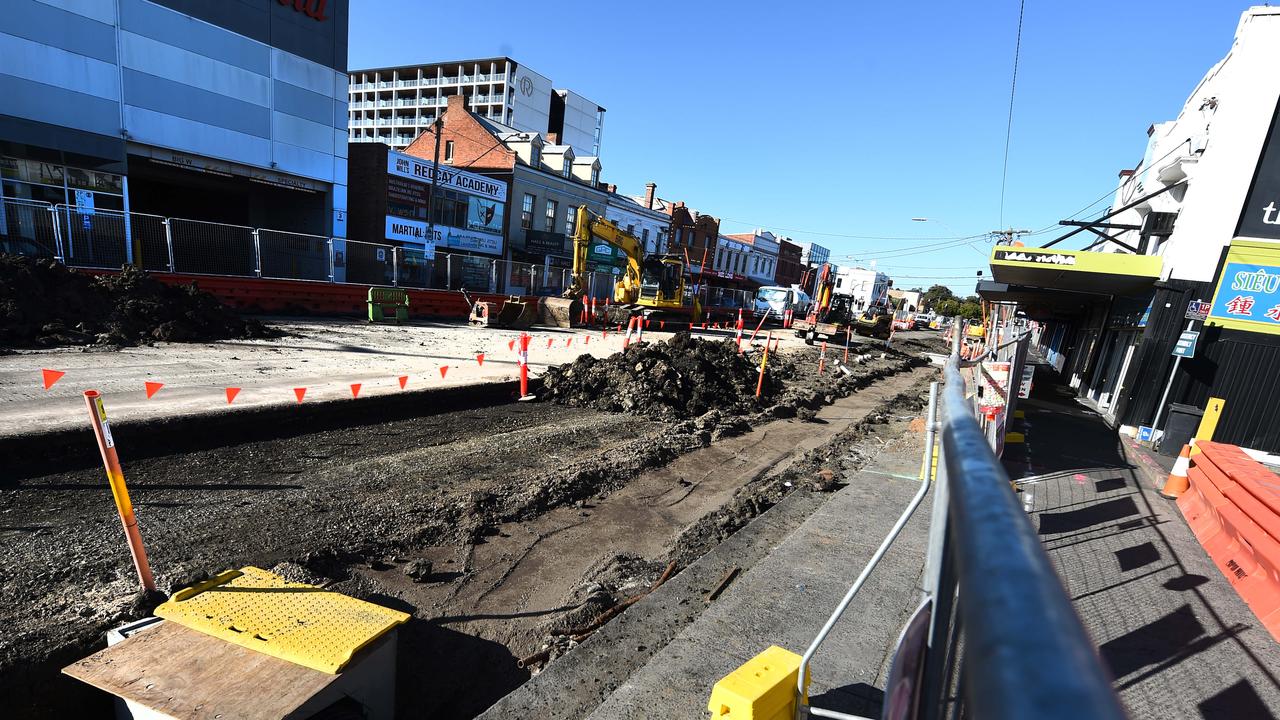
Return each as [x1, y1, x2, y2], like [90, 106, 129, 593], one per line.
[776, 239, 804, 287]
[405, 95, 607, 294]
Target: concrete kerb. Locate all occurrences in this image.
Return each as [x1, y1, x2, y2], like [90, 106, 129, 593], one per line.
[3, 377, 539, 479]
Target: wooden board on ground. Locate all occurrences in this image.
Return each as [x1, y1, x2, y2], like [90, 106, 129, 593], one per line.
[63, 620, 339, 719]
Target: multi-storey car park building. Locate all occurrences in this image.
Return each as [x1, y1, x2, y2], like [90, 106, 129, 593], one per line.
[347, 57, 605, 157]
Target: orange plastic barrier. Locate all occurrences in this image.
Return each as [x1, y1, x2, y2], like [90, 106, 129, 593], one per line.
[1177, 442, 1280, 640]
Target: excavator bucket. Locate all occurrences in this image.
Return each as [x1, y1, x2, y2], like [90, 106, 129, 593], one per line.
[469, 296, 538, 329]
[540, 297, 582, 328]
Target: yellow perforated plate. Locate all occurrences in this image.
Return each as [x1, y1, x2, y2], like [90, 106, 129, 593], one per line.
[155, 566, 409, 674]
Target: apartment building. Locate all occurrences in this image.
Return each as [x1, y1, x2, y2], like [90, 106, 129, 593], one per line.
[348, 57, 604, 157]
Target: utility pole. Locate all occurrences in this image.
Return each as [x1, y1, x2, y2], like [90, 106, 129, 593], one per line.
[427, 117, 443, 253]
[988, 228, 1033, 244]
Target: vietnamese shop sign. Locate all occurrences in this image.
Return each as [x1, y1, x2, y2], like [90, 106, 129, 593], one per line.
[1207, 240, 1280, 334]
[387, 151, 507, 203]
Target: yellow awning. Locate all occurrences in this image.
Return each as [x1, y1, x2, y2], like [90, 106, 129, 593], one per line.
[988, 246, 1162, 297]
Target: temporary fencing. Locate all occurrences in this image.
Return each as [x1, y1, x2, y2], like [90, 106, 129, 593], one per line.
[0, 197, 617, 297]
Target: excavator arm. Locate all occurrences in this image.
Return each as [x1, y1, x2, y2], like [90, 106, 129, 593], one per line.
[565, 205, 643, 304]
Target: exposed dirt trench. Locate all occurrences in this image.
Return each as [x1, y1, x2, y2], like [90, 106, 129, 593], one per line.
[0, 338, 941, 719]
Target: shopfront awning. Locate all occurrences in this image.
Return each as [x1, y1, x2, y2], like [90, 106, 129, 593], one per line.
[988, 246, 1162, 297]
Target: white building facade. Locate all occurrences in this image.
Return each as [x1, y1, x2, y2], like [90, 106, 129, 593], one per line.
[605, 192, 669, 255]
[834, 267, 890, 309]
[348, 58, 604, 157]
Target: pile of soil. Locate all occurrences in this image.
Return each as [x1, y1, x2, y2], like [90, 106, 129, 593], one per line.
[539, 332, 780, 420]
[0, 255, 273, 348]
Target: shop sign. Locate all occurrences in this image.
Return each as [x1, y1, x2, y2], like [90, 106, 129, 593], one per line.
[587, 242, 626, 267]
[1237, 95, 1280, 241]
[279, 0, 329, 22]
[387, 151, 507, 203]
[1173, 330, 1199, 358]
[383, 215, 501, 256]
[1185, 300, 1211, 321]
[992, 249, 1077, 266]
[466, 197, 503, 234]
[523, 230, 566, 257]
[1207, 241, 1280, 334]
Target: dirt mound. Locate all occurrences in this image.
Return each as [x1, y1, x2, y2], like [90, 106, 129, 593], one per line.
[539, 332, 779, 420]
[0, 255, 273, 348]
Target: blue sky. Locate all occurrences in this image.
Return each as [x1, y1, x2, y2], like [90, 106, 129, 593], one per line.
[350, 1, 1251, 294]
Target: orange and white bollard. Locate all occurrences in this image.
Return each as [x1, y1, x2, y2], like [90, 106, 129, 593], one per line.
[635, 315, 645, 344]
[83, 390, 156, 592]
[517, 333, 535, 401]
[756, 331, 773, 399]
[818, 341, 827, 374]
[735, 309, 745, 353]
[843, 331, 851, 364]
[623, 317, 635, 349]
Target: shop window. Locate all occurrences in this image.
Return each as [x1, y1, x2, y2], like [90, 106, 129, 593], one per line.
[545, 199, 558, 232]
[522, 193, 535, 230]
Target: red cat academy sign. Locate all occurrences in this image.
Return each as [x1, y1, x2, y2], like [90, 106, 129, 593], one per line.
[279, 0, 329, 21]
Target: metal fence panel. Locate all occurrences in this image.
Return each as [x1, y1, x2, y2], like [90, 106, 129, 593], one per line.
[342, 239, 396, 286]
[0, 199, 60, 259]
[259, 229, 329, 282]
[169, 218, 256, 277]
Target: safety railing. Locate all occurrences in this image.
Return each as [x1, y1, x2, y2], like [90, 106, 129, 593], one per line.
[0, 198, 632, 300]
[793, 324, 1126, 720]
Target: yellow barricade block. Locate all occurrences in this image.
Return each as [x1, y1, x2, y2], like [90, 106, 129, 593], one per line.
[1013, 409, 1026, 420]
[1005, 431, 1025, 444]
[708, 645, 808, 720]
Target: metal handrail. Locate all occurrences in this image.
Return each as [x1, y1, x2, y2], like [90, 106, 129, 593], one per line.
[939, 351, 1126, 720]
[796, 381, 940, 720]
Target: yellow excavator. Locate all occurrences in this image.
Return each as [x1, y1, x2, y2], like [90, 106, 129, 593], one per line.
[543, 206, 701, 326]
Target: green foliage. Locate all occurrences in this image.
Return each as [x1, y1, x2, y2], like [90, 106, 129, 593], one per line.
[921, 284, 955, 310]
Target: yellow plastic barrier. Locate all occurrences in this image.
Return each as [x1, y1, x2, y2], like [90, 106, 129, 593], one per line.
[708, 645, 808, 719]
[155, 566, 409, 673]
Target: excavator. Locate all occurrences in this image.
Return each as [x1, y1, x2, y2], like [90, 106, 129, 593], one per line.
[792, 263, 857, 345]
[542, 206, 701, 327]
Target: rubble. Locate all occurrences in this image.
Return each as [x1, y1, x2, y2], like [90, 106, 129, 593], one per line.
[539, 332, 777, 420]
[0, 255, 274, 348]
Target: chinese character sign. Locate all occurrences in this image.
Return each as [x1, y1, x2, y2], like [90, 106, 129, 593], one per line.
[1208, 262, 1280, 332]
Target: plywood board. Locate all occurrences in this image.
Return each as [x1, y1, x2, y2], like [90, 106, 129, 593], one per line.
[63, 621, 338, 719]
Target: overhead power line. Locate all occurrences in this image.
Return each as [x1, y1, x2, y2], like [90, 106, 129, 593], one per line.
[999, 0, 1027, 229]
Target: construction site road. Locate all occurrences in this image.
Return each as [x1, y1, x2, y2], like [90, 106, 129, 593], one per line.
[0, 328, 942, 719]
[0, 317, 914, 442]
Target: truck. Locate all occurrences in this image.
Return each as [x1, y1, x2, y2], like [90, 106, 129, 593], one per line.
[753, 285, 810, 322]
[543, 206, 702, 326]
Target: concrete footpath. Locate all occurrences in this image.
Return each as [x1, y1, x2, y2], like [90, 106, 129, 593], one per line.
[582, 433, 931, 718]
[0, 317, 793, 441]
[1009, 363, 1280, 719]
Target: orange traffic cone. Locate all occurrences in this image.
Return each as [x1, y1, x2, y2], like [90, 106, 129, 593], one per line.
[1160, 444, 1192, 498]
